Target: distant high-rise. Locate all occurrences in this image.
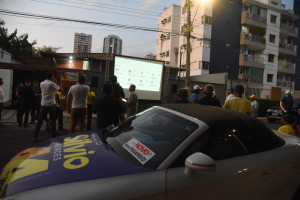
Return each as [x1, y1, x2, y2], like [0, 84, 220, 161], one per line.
[73, 33, 92, 53]
[103, 35, 122, 54]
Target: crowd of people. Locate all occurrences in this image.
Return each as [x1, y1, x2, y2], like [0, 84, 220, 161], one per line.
[1, 73, 300, 139]
[1, 73, 138, 142]
[174, 84, 299, 138]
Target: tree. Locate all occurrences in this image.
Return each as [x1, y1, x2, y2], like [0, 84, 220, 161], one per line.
[0, 19, 37, 56]
[33, 45, 61, 57]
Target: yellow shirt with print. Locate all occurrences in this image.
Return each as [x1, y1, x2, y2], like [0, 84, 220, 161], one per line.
[223, 97, 251, 114]
[55, 91, 62, 107]
[87, 91, 96, 105]
[278, 124, 296, 137]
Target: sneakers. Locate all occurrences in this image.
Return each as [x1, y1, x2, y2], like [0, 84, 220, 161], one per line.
[24, 125, 30, 128]
[29, 121, 35, 124]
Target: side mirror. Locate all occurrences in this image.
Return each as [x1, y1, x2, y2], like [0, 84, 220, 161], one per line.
[184, 153, 216, 177]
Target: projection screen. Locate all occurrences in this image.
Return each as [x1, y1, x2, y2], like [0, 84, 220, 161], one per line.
[114, 56, 164, 100]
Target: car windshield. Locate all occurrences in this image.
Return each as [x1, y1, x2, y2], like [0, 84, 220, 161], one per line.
[106, 107, 199, 169]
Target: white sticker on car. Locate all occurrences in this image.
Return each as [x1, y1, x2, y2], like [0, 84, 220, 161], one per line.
[122, 138, 155, 165]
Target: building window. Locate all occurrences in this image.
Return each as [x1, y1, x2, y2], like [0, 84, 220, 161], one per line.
[268, 54, 275, 63]
[200, 39, 211, 47]
[201, 15, 212, 25]
[270, 15, 277, 24]
[267, 74, 273, 82]
[166, 33, 170, 40]
[271, 1, 278, 6]
[182, 7, 186, 14]
[166, 51, 169, 57]
[269, 34, 276, 43]
[201, 61, 210, 70]
[168, 16, 171, 23]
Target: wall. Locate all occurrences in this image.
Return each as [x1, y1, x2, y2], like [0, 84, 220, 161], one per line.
[0, 48, 12, 103]
[209, 0, 242, 79]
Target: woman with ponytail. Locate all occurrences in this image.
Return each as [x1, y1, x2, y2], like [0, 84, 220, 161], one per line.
[278, 114, 300, 137]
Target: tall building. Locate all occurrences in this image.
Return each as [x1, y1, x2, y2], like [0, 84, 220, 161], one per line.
[73, 33, 92, 53]
[156, 5, 181, 68]
[103, 35, 122, 54]
[157, 0, 299, 98]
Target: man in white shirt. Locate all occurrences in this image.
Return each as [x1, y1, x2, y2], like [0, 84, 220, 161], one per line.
[67, 73, 89, 134]
[225, 87, 235, 102]
[0, 78, 5, 126]
[250, 94, 259, 118]
[33, 72, 63, 141]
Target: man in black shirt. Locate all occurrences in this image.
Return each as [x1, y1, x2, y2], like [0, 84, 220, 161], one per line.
[94, 83, 125, 129]
[110, 75, 125, 100]
[18, 79, 34, 127]
[198, 84, 221, 107]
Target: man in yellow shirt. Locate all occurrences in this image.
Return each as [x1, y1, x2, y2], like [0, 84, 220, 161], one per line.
[223, 84, 251, 115]
[86, 84, 96, 130]
[278, 114, 299, 137]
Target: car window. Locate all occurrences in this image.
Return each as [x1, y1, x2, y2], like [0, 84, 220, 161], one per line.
[106, 107, 199, 169]
[171, 118, 285, 167]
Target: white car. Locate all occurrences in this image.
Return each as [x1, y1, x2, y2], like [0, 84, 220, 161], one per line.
[1, 104, 300, 200]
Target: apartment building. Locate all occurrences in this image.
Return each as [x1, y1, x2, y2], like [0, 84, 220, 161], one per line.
[157, 0, 298, 98]
[103, 35, 123, 55]
[156, 5, 181, 68]
[73, 33, 92, 53]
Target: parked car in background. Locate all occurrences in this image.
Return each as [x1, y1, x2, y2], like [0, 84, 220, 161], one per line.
[1, 104, 300, 200]
[266, 106, 282, 123]
[266, 99, 300, 123]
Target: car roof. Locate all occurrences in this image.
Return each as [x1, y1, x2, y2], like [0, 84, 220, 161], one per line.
[160, 104, 258, 128]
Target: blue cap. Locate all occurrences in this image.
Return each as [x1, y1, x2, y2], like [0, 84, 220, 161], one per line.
[234, 84, 244, 93]
[227, 87, 234, 91]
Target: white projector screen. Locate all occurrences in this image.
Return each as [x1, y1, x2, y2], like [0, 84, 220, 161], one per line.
[114, 56, 164, 100]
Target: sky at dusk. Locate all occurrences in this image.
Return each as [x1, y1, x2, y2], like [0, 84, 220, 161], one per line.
[0, 0, 296, 58]
[0, 0, 181, 57]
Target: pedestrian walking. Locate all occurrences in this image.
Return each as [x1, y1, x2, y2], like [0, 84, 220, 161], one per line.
[174, 88, 190, 103]
[250, 94, 259, 118]
[18, 79, 34, 127]
[94, 83, 125, 129]
[280, 90, 295, 115]
[223, 84, 251, 115]
[15, 83, 23, 124]
[30, 80, 41, 124]
[0, 78, 4, 126]
[33, 72, 63, 142]
[67, 73, 89, 134]
[190, 85, 202, 103]
[86, 84, 96, 130]
[198, 84, 221, 107]
[125, 84, 138, 116]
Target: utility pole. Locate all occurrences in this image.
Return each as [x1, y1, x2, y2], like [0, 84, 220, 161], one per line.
[185, 0, 191, 89]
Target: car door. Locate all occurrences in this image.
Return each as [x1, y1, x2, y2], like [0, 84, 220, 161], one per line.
[166, 124, 280, 200]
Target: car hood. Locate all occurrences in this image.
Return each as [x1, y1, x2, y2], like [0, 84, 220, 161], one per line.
[0, 130, 154, 197]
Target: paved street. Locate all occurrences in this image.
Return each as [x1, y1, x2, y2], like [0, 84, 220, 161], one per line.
[0, 109, 97, 169]
[0, 108, 282, 170]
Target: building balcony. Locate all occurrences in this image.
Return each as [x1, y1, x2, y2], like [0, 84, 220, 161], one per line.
[241, 11, 266, 29]
[280, 23, 298, 38]
[239, 53, 264, 69]
[279, 43, 297, 56]
[237, 73, 263, 84]
[277, 80, 292, 88]
[240, 32, 265, 50]
[278, 60, 295, 74]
